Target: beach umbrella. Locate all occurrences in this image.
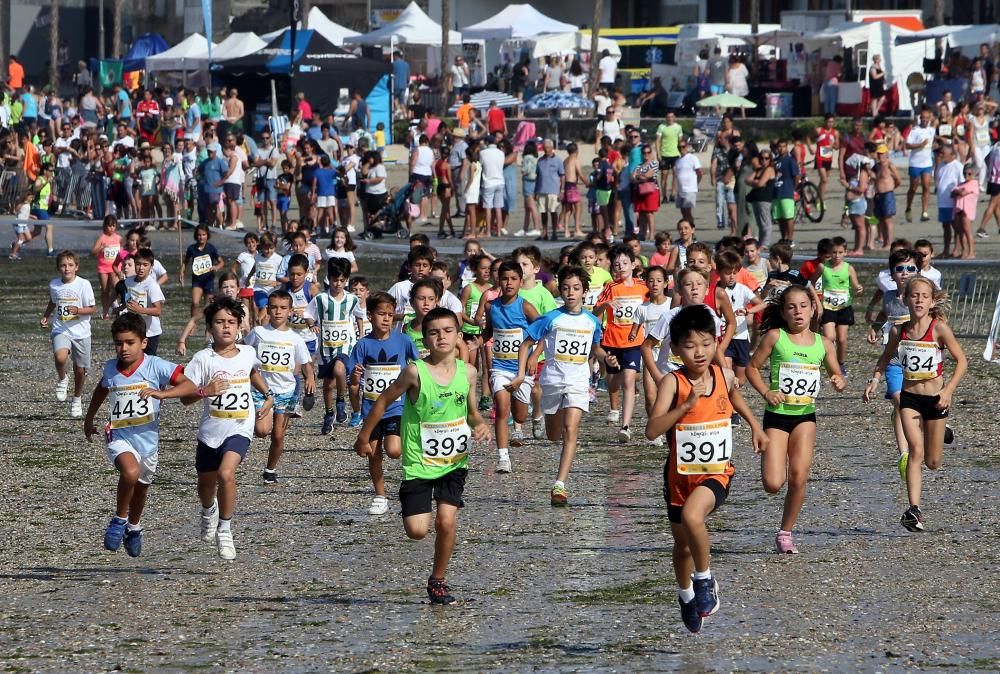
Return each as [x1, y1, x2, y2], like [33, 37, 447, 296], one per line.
[525, 91, 595, 111]
[447, 90, 522, 113]
[696, 93, 757, 109]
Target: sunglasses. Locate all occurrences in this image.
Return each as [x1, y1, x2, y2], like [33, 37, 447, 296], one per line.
[893, 264, 918, 273]
[642, 149, 652, 154]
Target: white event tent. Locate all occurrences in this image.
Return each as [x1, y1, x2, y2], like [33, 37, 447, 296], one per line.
[304, 6, 360, 46]
[462, 4, 577, 41]
[347, 2, 462, 46]
[530, 32, 621, 59]
[146, 33, 216, 72]
[212, 32, 268, 62]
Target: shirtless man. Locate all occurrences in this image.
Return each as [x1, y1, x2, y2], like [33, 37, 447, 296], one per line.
[223, 89, 245, 137]
[560, 142, 585, 239]
[873, 145, 901, 250]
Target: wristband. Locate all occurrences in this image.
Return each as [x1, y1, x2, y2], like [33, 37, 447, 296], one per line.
[197, 386, 206, 399]
[266, 389, 275, 398]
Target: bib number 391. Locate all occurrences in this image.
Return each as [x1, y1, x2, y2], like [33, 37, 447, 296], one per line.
[420, 419, 471, 466]
[675, 419, 732, 475]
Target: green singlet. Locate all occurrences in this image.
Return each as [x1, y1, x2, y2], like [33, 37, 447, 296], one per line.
[820, 262, 852, 311]
[463, 283, 484, 335]
[401, 359, 471, 481]
[404, 319, 427, 357]
[768, 329, 827, 416]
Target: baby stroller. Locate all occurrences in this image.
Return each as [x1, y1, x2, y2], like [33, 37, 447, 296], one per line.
[364, 181, 414, 240]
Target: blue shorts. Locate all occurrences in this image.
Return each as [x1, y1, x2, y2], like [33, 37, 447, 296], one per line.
[724, 338, 751, 367]
[277, 194, 291, 213]
[195, 435, 251, 473]
[873, 191, 896, 218]
[261, 179, 277, 202]
[938, 207, 954, 224]
[908, 166, 932, 179]
[191, 273, 215, 292]
[710, 84, 724, 95]
[253, 389, 297, 415]
[604, 346, 642, 373]
[317, 354, 349, 379]
[847, 197, 867, 216]
[885, 362, 903, 399]
[31, 208, 50, 220]
[253, 290, 271, 309]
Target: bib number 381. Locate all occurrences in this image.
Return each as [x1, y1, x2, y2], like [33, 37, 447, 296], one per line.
[420, 419, 471, 466]
[675, 419, 732, 475]
[554, 328, 591, 364]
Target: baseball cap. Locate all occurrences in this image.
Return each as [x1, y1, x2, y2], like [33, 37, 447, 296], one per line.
[207, 143, 222, 153]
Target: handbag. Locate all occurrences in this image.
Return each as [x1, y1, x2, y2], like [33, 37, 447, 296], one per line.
[637, 180, 658, 196]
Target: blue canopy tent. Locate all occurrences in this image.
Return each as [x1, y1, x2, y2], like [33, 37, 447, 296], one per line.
[213, 29, 393, 140]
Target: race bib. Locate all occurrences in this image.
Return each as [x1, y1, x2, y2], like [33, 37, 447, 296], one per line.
[103, 246, 120, 262]
[321, 320, 352, 349]
[822, 288, 850, 311]
[192, 254, 212, 276]
[584, 287, 602, 311]
[208, 378, 252, 419]
[127, 288, 148, 308]
[899, 340, 941, 380]
[358, 319, 372, 338]
[467, 301, 480, 325]
[646, 319, 662, 349]
[288, 307, 309, 328]
[938, 124, 952, 138]
[554, 327, 592, 364]
[255, 264, 276, 287]
[258, 341, 294, 373]
[56, 295, 79, 322]
[363, 364, 401, 401]
[675, 419, 733, 475]
[778, 362, 821, 405]
[819, 145, 833, 159]
[109, 382, 153, 429]
[492, 328, 523, 360]
[613, 297, 643, 325]
[419, 418, 471, 466]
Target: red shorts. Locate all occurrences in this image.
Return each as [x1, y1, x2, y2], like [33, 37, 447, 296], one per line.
[238, 288, 254, 299]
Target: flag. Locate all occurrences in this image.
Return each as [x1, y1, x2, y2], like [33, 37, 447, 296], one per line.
[202, 0, 213, 61]
[98, 60, 123, 88]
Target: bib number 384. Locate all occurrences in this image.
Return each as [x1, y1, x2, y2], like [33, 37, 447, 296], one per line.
[675, 419, 732, 475]
[420, 419, 471, 466]
[778, 362, 821, 405]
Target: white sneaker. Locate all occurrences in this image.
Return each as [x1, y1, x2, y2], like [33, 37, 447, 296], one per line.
[650, 435, 665, 447]
[524, 229, 541, 237]
[200, 502, 219, 543]
[55, 377, 69, 402]
[510, 428, 524, 447]
[368, 495, 389, 515]
[216, 528, 236, 560]
[70, 399, 83, 418]
[500, 228, 509, 236]
[607, 409, 621, 424]
[347, 225, 357, 233]
[496, 449, 512, 473]
[513, 230, 526, 237]
[618, 425, 631, 444]
[532, 418, 545, 440]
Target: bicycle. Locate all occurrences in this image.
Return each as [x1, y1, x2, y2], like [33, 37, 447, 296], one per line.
[795, 178, 824, 223]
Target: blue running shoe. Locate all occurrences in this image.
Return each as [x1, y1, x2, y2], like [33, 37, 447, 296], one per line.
[123, 527, 143, 557]
[335, 399, 347, 424]
[693, 576, 720, 618]
[679, 595, 703, 633]
[104, 516, 127, 551]
[321, 411, 336, 435]
[348, 412, 362, 428]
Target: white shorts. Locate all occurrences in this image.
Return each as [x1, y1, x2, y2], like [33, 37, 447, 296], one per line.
[482, 183, 505, 209]
[538, 194, 561, 214]
[541, 386, 590, 415]
[490, 371, 534, 404]
[316, 195, 337, 208]
[677, 192, 697, 210]
[107, 439, 158, 484]
[52, 333, 91, 369]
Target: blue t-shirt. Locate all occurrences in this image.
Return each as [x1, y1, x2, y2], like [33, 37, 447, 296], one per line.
[186, 103, 202, 133]
[773, 154, 800, 200]
[201, 156, 228, 195]
[313, 166, 337, 197]
[101, 355, 182, 456]
[534, 155, 565, 195]
[347, 332, 420, 417]
[21, 93, 37, 118]
[117, 90, 132, 119]
[307, 125, 323, 142]
[489, 296, 532, 374]
[393, 60, 411, 91]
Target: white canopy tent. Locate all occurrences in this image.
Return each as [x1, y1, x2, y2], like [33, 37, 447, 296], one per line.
[462, 4, 577, 41]
[304, 7, 360, 46]
[530, 32, 621, 59]
[146, 33, 216, 72]
[211, 32, 268, 62]
[347, 2, 462, 46]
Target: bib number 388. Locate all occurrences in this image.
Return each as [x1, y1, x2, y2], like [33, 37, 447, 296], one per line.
[420, 419, 471, 466]
[675, 419, 732, 475]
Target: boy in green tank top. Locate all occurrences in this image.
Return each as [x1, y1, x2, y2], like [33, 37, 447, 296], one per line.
[460, 254, 493, 411]
[809, 237, 863, 376]
[355, 307, 490, 605]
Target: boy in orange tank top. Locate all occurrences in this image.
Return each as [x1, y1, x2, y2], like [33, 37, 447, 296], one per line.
[645, 305, 767, 633]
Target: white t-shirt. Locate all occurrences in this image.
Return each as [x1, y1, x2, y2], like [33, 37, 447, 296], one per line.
[597, 119, 624, 143]
[907, 125, 936, 168]
[479, 145, 506, 188]
[388, 279, 414, 318]
[411, 146, 434, 176]
[152, 259, 167, 283]
[54, 137, 72, 169]
[598, 55, 618, 84]
[935, 159, 963, 208]
[649, 306, 722, 373]
[324, 249, 356, 265]
[342, 154, 360, 186]
[524, 308, 603, 390]
[49, 276, 95, 340]
[922, 265, 942, 289]
[184, 345, 260, 446]
[721, 282, 756, 340]
[876, 268, 896, 293]
[440, 290, 463, 315]
[252, 252, 283, 294]
[124, 276, 165, 337]
[674, 153, 702, 193]
[634, 300, 671, 357]
[367, 164, 388, 195]
[236, 252, 255, 287]
[244, 325, 311, 394]
[225, 147, 247, 185]
[287, 284, 316, 345]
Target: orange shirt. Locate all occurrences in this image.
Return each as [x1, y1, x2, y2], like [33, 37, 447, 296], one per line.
[710, 268, 759, 293]
[7, 61, 24, 89]
[456, 103, 473, 129]
[597, 278, 648, 348]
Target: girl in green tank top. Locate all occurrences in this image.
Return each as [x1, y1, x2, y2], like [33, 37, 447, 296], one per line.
[746, 285, 847, 555]
[810, 243, 864, 374]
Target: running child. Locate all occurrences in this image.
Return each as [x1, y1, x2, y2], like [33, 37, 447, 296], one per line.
[91, 215, 121, 318]
[250, 232, 284, 325]
[628, 265, 671, 443]
[513, 246, 559, 439]
[454, 240, 485, 289]
[389, 245, 434, 326]
[459, 254, 493, 410]
[245, 290, 316, 484]
[348, 292, 420, 515]
[83, 313, 219, 557]
[182, 224, 224, 317]
[283, 253, 318, 415]
[123, 249, 165, 355]
[810, 237, 863, 375]
[176, 272, 248, 356]
[742, 238, 767, 288]
[715, 250, 764, 386]
[577, 241, 612, 312]
[650, 231, 673, 270]
[863, 277, 967, 531]
[482, 260, 540, 473]
[307, 258, 360, 433]
[593, 244, 648, 442]
[666, 218, 696, 273]
[746, 285, 846, 554]
[354, 307, 490, 604]
[231, 232, 258, 320]
[515, 266, 616, 506]
[325, 226, 359, 273]
[914, 239, 942, 288]
[41, 251, 96, 417]
[276, 159, 294, 230]
[645, 304, 767, 633]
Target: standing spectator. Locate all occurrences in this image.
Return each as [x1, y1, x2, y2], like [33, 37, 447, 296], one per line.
[223, 88, 244, 136]
[348, 90, 370, 132]
[73, 61, 92, 97]
[745, 144, 775, 249]
[822, 55, 842, 117]
[455, 94, 474, 130]
[708, 47, 728, 95]
[409, 134, 434, 221]
[567, 60, 587, 95]
[448, 128, 468, 217]
[296, 92, 313, 124]
[486, 100, 507, 136]
[904, 106, 936, 223]
[312, 155, 339, 235]
[511, 56, 530, 99]
[543, 55, 564, 92]
[253, 129, 280, 231]
[317, 124, 341, 162]
[112, 83, 132, 127]
[392, 52, 410, 104]
[450, 55, 471, 101]
[222, 133, 249, 230]
[771, 138, 800, 246]
[598, 49, 618, 92]
[672, 139, 702, 226]
[632, 144, 660, 241]
[135, 89, 160, 145]
[725, 56, 750, 118]
[869, 54, 886, 118]
[518, 140, 541, 236]
[970, 58, 987, 97]
[500, 139, 519, 233]
[479, 137, 506, 238]
[534, 139, 564, 241]
[655, 111, 682, 200]
[461, 145, 482, 238]
[7, 56, 24, 90]
[934, 144, 964, 257]
[711, 133, 736, 233]
[21, 85, 39, 130]
[595, 108, 624, 148]
[199, 143, 227, 227]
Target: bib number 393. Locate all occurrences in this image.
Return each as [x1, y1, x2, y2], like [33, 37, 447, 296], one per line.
[675, 419, 732, 475]
[778, 362, 821, 405]
[419, 419, 471, 466]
